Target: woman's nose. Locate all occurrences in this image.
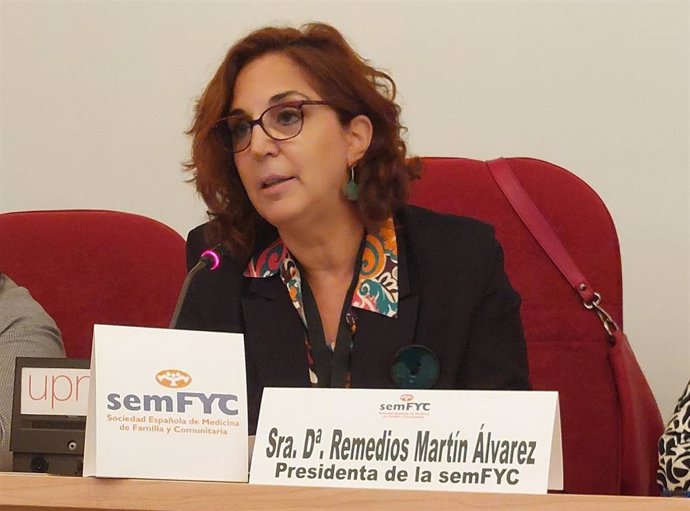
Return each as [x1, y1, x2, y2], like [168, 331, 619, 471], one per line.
[248, 124, 278, 157]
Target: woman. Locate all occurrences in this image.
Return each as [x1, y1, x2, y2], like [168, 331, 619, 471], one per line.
[658, 379, 690, 496]
[176, 23, 529, 433]
[0, 273, 64, 471]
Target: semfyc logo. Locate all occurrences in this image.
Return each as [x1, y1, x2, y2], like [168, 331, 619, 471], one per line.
[107, 368, 239, 415]
[156, 369, 192, 389]
[379, 393, 431, 413]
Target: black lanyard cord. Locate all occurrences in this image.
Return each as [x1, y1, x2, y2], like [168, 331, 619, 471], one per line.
[298, 237, 365, 388]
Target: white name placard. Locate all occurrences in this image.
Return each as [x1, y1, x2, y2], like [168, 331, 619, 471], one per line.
[251, 388, 562, 494]
[20, 367, 90, 416]
[83, 324, 248, 482]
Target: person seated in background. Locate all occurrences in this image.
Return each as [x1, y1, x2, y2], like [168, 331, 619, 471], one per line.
[0, 272, 64, 471]
[658, 379, 690, 497]
[175, 22, 530, 434]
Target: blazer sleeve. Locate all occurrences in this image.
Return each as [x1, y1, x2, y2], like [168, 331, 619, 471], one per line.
[658, 379, 690, 492]
[0, 275, 65, 471]
[457, 229, 530, 391]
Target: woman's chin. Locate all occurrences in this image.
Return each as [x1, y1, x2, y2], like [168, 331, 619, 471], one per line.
[256, 204, 306, 231]
[254, 195, 350, 232]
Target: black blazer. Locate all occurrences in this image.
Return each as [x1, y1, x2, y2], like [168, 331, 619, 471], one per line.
[176, 205, 530, 433]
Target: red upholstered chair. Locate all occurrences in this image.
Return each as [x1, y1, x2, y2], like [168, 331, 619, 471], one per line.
[0, 210, 186, 359]
[409, 157, 663, 496]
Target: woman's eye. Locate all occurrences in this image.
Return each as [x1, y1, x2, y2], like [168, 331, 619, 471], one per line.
[230, 121, 250, 138]
[275, 108, 301, 126]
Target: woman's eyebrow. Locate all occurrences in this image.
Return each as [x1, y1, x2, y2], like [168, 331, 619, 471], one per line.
[227, 90, 311, 116]
[269, 90, 310, 104]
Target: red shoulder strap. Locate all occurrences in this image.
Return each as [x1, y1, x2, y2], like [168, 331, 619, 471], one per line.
[487, 157, 621, 340]
[487, 157, 596, 303]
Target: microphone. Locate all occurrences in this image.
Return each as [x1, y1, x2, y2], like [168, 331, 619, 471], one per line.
[390, 345, 440, 389]
[169, 244, 226, 328]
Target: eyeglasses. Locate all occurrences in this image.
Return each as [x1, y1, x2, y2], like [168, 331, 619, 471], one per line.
[213, 100, 332, 153]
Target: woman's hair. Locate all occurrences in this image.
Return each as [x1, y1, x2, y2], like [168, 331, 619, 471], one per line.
[185, 22, 421, 260]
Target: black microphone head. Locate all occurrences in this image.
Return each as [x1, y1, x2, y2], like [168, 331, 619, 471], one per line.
[390, 345, 440, 389]
[199, 243, 228, 271]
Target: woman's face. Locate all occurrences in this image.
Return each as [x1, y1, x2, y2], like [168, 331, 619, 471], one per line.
[230, 52, 368, 230]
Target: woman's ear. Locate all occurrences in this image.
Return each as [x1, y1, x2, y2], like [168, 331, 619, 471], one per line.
[345, 114, 373, 165]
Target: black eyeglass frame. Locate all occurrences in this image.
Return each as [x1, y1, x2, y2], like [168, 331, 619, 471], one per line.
[213, 100, 333, 153]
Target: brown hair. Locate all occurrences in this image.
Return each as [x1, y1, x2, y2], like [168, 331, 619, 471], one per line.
[185, 22, 421, 260]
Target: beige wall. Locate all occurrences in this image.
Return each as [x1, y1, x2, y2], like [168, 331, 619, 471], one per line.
[1, 0, 688, 420]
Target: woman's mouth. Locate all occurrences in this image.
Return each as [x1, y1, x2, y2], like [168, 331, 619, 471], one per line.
[260, 176, 295, 189]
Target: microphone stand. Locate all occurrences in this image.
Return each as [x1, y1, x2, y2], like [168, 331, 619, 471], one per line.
[169, 248, 222, 328]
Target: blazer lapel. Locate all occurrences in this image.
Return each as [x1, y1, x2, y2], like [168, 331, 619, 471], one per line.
[241, 276, 309, 387]
[350, 217, 420, 388]
[350, 294, 419, 388]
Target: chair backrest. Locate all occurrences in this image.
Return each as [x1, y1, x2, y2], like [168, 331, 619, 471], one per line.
[409, 157, 661, 496]
[0, 210, 187, 359]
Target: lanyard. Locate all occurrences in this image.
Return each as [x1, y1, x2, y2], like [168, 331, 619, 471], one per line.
[298, 237, 365, 388]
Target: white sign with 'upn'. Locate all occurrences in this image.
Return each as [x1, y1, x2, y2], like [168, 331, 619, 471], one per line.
[20, 367, 90, 416]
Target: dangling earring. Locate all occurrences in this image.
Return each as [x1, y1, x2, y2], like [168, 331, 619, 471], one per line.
[342, 165, 359, 201]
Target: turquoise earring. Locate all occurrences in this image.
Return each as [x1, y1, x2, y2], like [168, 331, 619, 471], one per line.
[342, 165, 359, 201]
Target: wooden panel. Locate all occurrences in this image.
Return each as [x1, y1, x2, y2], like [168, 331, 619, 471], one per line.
[0, 473, 686, 511]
